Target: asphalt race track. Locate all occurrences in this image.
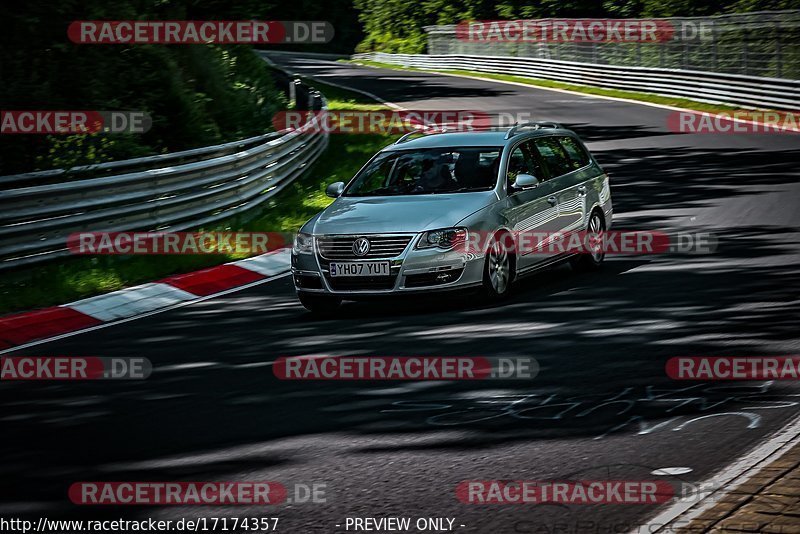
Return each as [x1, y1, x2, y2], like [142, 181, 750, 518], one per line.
[2, 55, 799, 533]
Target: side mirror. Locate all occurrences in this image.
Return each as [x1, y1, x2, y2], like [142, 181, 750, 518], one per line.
[325, 181, 345, 198]
[513, 173, 539, 190]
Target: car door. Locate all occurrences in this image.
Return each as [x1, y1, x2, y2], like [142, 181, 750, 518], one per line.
[502, 140, 562, 269]
[530, 136, 585, 235]
[556, 135, 596, 232]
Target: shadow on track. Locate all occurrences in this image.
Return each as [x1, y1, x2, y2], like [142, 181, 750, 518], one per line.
[0, 145, 798, 510]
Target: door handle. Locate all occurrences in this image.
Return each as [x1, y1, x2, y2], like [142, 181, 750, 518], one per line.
[577, 185, 587, 196]
[547, 196, 557, 205]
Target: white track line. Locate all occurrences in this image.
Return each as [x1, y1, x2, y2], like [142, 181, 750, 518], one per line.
[350, 61, 796, 132]
[355, 65, 699, 112]
[260, 52, 406, 111]
[318, 58, 800, 532]
[635, 410, 800, 532]
[309, 76, 406, 111]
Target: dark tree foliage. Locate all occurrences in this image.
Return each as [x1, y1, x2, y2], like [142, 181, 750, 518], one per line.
[2, 0, 798, 173]
[353, 0, 800, 52]
[1, 0, 336, 174]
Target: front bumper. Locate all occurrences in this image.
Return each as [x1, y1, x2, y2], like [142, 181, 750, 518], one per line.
[292, 236, 484, 297]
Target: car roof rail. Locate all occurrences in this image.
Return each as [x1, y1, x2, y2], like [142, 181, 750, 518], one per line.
[394, 122, 504, 144]
[395, 130, 425, 144]
[394, 123, 457, 144]
[504, 121, 563, 139]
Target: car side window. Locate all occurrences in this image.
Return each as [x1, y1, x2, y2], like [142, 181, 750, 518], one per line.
[558, 136, 590, 170]
[532, 137, 574, 178]
[506, 143, 545, 189]
[521, 140, 547, 180]
[506, 147, 529, 186]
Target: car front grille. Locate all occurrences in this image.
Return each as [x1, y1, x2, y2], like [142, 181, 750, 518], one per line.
[317, 234, 414, 260]
[326, 275, 399, 291]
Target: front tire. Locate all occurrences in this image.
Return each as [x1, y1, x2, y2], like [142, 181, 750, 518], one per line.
[570, 209, 606, 272]
[298, 293, 342, 315]
[482, 232, 515, 300]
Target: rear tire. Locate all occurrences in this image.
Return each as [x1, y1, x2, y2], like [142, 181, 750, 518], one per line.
[298, 293, 342, 315]
[570, 209, 606, 272]
[482, 232, 515, 301]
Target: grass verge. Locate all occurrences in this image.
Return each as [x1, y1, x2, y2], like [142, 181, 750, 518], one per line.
[349, 59, 745, 114]
[0, 80, 398, 316]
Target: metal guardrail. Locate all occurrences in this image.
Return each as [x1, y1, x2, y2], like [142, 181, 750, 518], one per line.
[0, 91, 329, 270]
[0, 131, 286, 189]
[353, 52, 800, 110]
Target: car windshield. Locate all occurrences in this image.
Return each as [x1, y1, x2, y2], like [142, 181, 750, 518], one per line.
[344, 147, 502, 196]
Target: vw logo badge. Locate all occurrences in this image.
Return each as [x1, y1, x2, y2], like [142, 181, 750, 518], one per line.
[352, 237, 370, 257]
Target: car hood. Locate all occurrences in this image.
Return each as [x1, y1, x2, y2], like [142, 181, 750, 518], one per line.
[310, 192, 496, 235]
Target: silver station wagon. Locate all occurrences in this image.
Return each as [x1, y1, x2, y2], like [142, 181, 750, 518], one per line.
[291, 122, 613, 313]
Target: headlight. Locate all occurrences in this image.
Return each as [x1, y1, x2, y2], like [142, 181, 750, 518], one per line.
[293, 232, 313, 254]
[416, 227, 467, 250]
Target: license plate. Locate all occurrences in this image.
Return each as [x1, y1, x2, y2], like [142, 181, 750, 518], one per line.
[329, 261, 390, 277]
